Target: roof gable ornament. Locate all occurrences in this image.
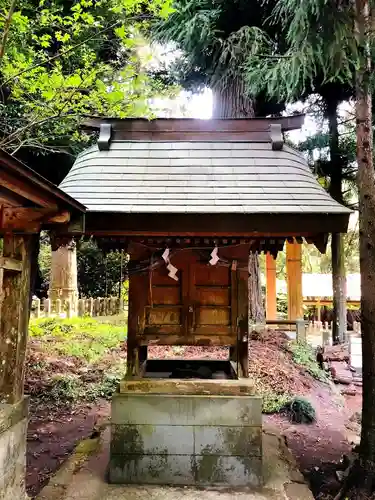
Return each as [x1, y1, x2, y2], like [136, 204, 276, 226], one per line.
[98, 123, 112, 151]
[269, 123, 283, 151]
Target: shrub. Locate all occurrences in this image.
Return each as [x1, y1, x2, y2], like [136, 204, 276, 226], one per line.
[282, 397, 316, 424]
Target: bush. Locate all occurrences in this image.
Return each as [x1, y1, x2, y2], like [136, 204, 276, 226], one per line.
[282, 397, 316, 424]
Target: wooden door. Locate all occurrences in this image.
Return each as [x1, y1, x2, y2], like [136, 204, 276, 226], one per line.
[189, 254, 236, 345]
[143, 252, 188, 342]
[142, 251, 240, 346]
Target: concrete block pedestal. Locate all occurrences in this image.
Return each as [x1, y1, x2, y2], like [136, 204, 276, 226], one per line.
[109, 378, 263, 487]
[0, 397, 28, 500]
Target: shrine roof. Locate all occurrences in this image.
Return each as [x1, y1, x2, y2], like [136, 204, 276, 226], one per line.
[60, 117, 350, 221]
[0, 148, 85, 212]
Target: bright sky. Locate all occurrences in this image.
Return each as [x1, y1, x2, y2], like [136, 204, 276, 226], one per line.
[170, 88, 317, 143]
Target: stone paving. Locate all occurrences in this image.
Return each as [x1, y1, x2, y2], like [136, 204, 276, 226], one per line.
[36, 425, 314, 500]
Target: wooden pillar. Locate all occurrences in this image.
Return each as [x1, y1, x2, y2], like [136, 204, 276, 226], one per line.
[237, 268, 249, 378]
[265, 253, 277, 320]
[0, 234, 32, 403]
[286, 240, 303, 321]
[127, 271, 148, 378]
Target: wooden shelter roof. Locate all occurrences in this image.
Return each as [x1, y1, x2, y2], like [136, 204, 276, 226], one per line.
[58, 117, 350, 240]
[0, 149, 86, 233]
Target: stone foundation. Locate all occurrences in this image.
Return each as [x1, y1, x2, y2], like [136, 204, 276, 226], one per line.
[110, 381, 262, 487]
[0, 397, 28, 500]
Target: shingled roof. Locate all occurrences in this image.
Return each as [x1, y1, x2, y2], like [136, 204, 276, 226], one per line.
[60, 139, 350, 215]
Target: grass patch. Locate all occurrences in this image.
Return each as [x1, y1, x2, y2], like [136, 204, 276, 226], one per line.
[29, 316, 127, 364]
[28, 316, 127, 405]
[262, 391, 292, 414]
[288, 340, 329, 382]
[43, 361, 127, 404]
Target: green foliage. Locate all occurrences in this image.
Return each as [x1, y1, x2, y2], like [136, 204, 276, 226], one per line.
[48, 374, 82, 402]
[0, 0, 176, 154]
[38, 235, 129, 298]
[282, 397, 316, 424]
[42, 366, 125, 403]
[244, 0, 358, 102]
[274, 234, 360, 280]
[77, 239, 127, 298]
[29, 316, 127, 363]
[276, 292, 288, 317]
[28, 316, 127, 404]
[152, 0, 285, 115]
[288, 341, 328, 382]
[262, 391, 292, 414]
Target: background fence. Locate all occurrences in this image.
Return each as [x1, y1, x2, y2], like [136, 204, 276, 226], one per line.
[31, 296, 128, 319]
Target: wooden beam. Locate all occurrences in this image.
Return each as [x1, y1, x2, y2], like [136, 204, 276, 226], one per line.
[0, 234, 33, 404]
[83, 212, 350, 237]
[0, 170, 57, 208]
[83, 115, 305, 137]
[265, 252, 277, 320]
[286, 241, 303, 321]
[0, 207, 71, 233]
[0, 257, 22, 272]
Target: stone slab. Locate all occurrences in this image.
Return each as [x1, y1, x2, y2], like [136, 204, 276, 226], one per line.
[111, 424, 195, 456]
[109, 454, 262, 487]
[193, 425, 261, 456]
[0, 418, 27, 473]
[112, 393, 262, 427]
[0, 397, 28, 436]
[111, 424, 262, 457]
[194, 455, 262, 487]
[0, 400, 28, 500]
[194, 397, 262, 427]
[109, 454, 195, 485]
[119, 378, 256, 396]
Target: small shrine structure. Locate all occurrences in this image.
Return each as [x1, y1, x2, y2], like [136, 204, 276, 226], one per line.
[58, 116, 351, 487]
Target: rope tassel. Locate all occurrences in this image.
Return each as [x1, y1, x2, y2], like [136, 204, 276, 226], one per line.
[162, 248, 179, 281]
[209, 246, 219, 266]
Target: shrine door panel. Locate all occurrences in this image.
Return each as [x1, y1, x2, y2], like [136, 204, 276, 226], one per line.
[190, 259, 236, 338]
[143, 255, 187, 337]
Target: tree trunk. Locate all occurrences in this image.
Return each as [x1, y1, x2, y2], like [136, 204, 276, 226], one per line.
[248, 252, 265, 324]
[331, 233, 347, 343]
[341, 0, 375, 495]
[49, 237, 79, 316]
[212, 75, 254, 119]
[212, 76, 264, 325]
[326, 99, 347, 344]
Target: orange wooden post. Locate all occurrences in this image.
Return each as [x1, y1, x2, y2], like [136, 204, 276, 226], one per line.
[265, 252, 277, 320]
[286, 241, 303, 321]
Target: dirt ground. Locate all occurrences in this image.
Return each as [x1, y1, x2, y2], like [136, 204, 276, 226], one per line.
[25, 337, 362, 499]
[26, 399, 110, 498]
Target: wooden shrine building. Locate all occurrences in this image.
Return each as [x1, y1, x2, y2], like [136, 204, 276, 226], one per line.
[58, 117, 351, 487]
[60, 115, 351, 372]
[0, 150, 85, 499]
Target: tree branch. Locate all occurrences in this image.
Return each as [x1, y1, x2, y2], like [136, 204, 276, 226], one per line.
[0, 0, 17, 60]
[0, 13, 152, 89]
